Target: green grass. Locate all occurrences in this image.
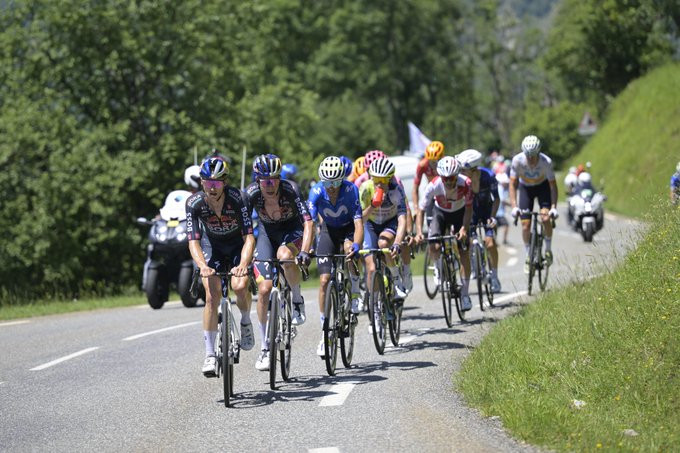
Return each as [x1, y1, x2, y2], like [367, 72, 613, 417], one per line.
[457, 202, 680, 451]
[566, 63, 680, 218]
[0, 294, 147, 321]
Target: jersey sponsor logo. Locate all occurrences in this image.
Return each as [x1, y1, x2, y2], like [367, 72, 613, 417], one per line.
[318, 257, 329, 264]
[322, 205, 349, 218]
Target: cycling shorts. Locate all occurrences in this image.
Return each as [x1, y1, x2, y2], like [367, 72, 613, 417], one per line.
[254, 220, 303, 281]
[428, 206, 469, 247]
[316, 223, 355, 274]
[519, 180, 551, 220]
[363, 218, 398, 249]
[201, 236, 244, 272]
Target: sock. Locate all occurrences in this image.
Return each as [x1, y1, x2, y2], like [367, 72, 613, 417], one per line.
[240, 309, 251, 325]
[403, 264, 411, 275]
[350, 274, 360, 294]
[524, 244, 530, 255]
[258, 321, 267, 350]
[204, 330, 217, 356]
[320, 314, 325, 328]
[490, 268, 497, 276]
[291, 283, 302, 303]
[462, 278, 470, 295]
[545, 238, 552, 252]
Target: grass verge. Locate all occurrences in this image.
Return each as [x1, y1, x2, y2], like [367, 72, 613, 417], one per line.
[0, 294, 147, 321]
[457, 201, 679, 451]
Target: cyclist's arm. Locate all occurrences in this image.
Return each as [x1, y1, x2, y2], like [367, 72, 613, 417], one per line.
[405, 201, 413, 235]
[491, 196, 500, 219]
[301, 219, 314, 254]
[461, 205, 473, 236]
[549, 178, 558, 209]
[509, 176, 519, 209]
[415, 208, 424, 237]
[352, 217, 364, 247]
[490, 177, 500, 218]
[189, 239, 213, 276]
[395, 214, 407, 245]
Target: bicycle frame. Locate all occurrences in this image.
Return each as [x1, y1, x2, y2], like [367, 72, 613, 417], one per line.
[427, 235, 465, 325]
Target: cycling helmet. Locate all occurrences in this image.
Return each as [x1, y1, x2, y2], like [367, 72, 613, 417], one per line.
[425, 141, 445, 161]
[339, 156, 353, 178]
[521, 135, 541, 157]
[184, 165, 201, 189]
[436, 156, 461, 178]
[281, 163, 298, 180]
[253, 154, 282, 178]
[199, 157, 229, 180]
[456, 149, 483, 169]
[368, 157, 396, 178]
[354, 156, 366, 176]
[676, 161, 680, 172]
[578, 172, 592, 184]
[364, 150, 386, 168]
[318, 156, 346, 182]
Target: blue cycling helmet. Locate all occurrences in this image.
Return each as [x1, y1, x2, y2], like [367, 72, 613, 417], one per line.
[281, 163, 299, 180]
[199, 157, 229, 180]
[339, 156, 353, 178]
[253, 154, 282, 178]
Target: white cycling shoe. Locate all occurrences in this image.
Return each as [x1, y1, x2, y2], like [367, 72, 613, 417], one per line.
[490, 276, 502, 293]
[202, 355, 217, 377]
[240, 323, 255, 351]
[255, 349, 270, 371]
[461, 295, 472, 311]
[292, 299, 306, 326]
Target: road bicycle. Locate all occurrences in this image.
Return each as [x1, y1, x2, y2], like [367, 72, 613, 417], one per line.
[515, 211, 555, 295]
[190, 268, 254, 407]
[254, 259, 307, 390]
[422, 215, 439, 300]
[470, 222, 494, 310]
[427, 235, 466, 326]
[359, 248, 404, 354]
[316, 253, 359, 376]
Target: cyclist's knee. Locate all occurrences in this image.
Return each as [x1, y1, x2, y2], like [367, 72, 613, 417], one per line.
[319, 273, 330, 287]
[231, 276, 247, 292]
[277, 246, 294, 260]
[377, 236, 392, 248]
[257, 279, 273, 296]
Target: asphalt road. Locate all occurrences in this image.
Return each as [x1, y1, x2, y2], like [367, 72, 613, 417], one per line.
[0, 210, 640, 452]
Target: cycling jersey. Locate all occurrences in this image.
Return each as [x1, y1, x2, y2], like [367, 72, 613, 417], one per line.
[510, 153, 555, 186]
[185, 188, 252, 241]
[472, 167, 499, 212]
[307, 180, 362, 228]
[418, 175, 473, 213]
[671, 172, 680, 191]
[245, 179, 312, 227]
[359, 179, 407, 224]
[414, 158, 438, 186]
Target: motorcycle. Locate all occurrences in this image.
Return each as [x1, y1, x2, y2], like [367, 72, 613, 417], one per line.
[137, 190, 203, 309]
[567, 186, 606, 242]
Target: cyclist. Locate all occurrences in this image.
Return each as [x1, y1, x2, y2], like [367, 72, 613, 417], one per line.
[245, 154, 314, 371]
[509, 135, 558, 273]
[339, 156, 354, 179]
[670, 162, 680, 205]
[414, 156, 474, 311]
[308, 156, 364, 357]
[186, 156, 256, 377]
[456, 149, 502, 293]
[412, 140, 445, 214]
[347, 156, 366, 183]
[495, 172, 511, 245]
[359, 157, 408, 300]
[281, 163, 299, 183]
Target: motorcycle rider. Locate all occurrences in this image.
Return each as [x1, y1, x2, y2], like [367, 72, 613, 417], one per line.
[184, 165, 201, 194]
[186, 156, 256, 377]
[246, 154, 314, 371]
[509, 135, 558, 273]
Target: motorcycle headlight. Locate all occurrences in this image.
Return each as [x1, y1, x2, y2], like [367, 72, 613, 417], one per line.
[177, 233, 186, 241]
[585, 202, 592, 212]
[159, 234, 167, 242]
[158, 225, 168, 234]
[175, 225, 184, 233]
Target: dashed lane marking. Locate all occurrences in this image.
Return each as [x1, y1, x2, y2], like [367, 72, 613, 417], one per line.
[505, 247, 518, 256]
[122, 321, 200, 341]
[0, 320, 30, 327]
[319, 382, 357, 407]
[308, 448, 340, 453]
[507, 257, 518, 267]
[30, 347, 99, 371]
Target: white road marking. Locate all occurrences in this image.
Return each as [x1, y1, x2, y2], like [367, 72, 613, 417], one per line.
[308, 448, 340, 453]
[0, 320, 30, 327]
[135, 300, 182, 309]
[505, 247, 518, 256]
[507, 257, 518, 267]
[122, 321, 200, 341]
[319, 382, 357, 407]
[398, 335, 416, 345]
[492, 290, 528, 304]
[30, 347, 99, 371]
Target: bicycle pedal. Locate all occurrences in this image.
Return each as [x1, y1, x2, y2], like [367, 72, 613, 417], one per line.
[291, 327, 298, 339]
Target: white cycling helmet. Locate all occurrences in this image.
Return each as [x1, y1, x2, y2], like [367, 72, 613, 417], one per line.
[521, 135, 541, 157]
[184, 165, 201, 190]
[368, 157, 396, 178]
[318, 156, 345, 182]
[564, 172, 578, 187]
[456, 149, 483, 169]
[578, 172, 592, 184]
[436, 156, 461, 178]
[676, 161, 680, 172]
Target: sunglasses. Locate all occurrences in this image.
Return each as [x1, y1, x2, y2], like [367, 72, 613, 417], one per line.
[442, 176, 457, 183]
[372, 176, 390, 185]
[323, 180, 342, 189]
[203, 179, 225, 190]
[259, 177, 280, 187]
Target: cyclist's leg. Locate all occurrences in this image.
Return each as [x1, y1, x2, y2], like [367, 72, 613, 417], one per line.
[253, 227, 275, 355]
[536, 180, 553, 259]
[448, 209, 470, 304]
[198, 237, 225, 374]
[316, 225, 335, 328]
[363, 220, 380, 293]
[278, 224, 306, 324]
[377, 218, 405, 296]
[427, 208, 447, 277]
[340, 224, 362, 312]
[518, 184, 534, 269]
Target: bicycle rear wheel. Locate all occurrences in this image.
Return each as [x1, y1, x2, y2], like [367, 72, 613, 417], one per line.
[537, 235, 549, 291]
[220, 299, 232, 407]
[484, 252, 494, 306]
[369, 271, 387, 354]
[323, 283, 339, 376]
[267, 289, 280, 390]
[527, 233, 536, 296]
[474, 244, 485, 311]
[280, 291, 293, 381]
[388, 296, 403, 347]
[423, 247, 439, 299]
[340, 283, 356, 368]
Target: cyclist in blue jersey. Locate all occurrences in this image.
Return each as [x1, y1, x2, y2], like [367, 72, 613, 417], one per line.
[457, 149, 502, 293]
[339, 155, 354, 179]
[671, 162, 680, 205]
[308, 156, 364, 357]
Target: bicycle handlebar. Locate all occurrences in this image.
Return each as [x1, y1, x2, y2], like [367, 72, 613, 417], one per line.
[513, 210, 557, 227]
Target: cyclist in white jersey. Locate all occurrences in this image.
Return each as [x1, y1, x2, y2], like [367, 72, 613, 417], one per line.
[509, 135, 558, 272]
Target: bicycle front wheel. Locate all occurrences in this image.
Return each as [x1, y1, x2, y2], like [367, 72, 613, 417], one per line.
[323, 282, 339, 376]
[340, 283, 356, 368]
[369, 272, 387, 354]
[423, 247, 439, 299]
[527, 234, 536, 296]
[280, 291, 293, 381]
[474, 244, 485, 311]
[537, 235, 549, 291]
[388, 296, 403, 347]
[220, 299, 233, 407]
[439, 257, 455, 327]
[267, 289, 280, 390]
[484, 252, 495, 306]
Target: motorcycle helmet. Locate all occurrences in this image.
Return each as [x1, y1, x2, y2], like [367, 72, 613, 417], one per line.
[578, 172, 592, 184]
[184, 165, 201, 189]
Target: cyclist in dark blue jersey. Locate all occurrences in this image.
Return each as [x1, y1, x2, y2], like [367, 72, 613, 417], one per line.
[186, 156, 256, 377]
[457, 149, 502, 293]
[245, 154, 314, 371]
[308, 156, 364, 357]
[671, 162, 680, 205]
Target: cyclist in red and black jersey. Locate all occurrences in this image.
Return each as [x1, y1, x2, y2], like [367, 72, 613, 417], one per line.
[245, 154, 314, 371]
[186, 156, 256, 377]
